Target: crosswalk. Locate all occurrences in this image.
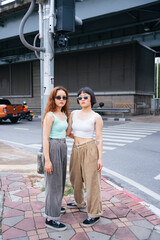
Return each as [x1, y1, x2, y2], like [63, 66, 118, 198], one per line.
[9, 123, 159, 154]
[66, 123, 160, 156]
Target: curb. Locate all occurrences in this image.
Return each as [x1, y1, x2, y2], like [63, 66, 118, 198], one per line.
[101, 176, 160, 218]
[102, 117, 131, 121]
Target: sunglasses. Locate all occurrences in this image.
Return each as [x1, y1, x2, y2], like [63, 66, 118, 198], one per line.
[77, 96, 89, 101]
[55, 96, 68, 100]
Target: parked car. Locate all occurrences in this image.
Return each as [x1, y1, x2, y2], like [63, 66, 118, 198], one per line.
[0, 98, 23, 123]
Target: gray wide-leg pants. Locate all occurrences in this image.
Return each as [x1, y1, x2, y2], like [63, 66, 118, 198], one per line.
[44, 138, 67, 221]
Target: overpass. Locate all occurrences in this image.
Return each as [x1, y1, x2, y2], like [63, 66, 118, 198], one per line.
[0, 0, 159, 114]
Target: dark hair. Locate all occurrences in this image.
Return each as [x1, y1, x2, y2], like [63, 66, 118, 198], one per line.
[77, 87, 96, 107]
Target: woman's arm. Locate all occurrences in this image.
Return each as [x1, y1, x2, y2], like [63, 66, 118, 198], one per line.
[95, 114, 103, 171]
[66, 111, 74, 138]
[43, 113, 54, 174]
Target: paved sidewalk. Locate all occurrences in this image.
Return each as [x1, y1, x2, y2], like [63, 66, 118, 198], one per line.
[0, 173, 160, 240]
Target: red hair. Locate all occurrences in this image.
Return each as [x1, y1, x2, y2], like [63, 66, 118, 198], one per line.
[42, 86, 69, 125]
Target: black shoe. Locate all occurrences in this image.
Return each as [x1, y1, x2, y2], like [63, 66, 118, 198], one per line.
[82, 217, 100, 227]
[67, 202, 77, 209]
[45, 219, 67, 231]
[60, 207, 66, 214]
[67, 202, 86, 209]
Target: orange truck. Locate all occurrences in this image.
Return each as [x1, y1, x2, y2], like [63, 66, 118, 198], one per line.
[0, 98, 24, 123]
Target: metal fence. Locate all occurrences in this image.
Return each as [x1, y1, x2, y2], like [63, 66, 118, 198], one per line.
[113, 103, 136, 113]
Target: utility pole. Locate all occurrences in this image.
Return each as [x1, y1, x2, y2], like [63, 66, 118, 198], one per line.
[41, 0, 55, 119]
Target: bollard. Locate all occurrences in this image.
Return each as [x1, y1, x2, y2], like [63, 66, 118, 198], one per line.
[37, 152, 44, 174]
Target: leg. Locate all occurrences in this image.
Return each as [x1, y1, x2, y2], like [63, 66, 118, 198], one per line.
[61, 141, 67, 198]
[82, 142, 102, 218]
[44, 139, 66, 221]
[69, 146, 85, 208]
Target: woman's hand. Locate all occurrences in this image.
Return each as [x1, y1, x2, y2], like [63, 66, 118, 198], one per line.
[67, 132, 74, 139]
[97, 159, 103, 171]
[45, 161, 53, 174]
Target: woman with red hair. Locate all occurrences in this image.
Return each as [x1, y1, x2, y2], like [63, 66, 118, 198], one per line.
[43, 86, 69, 231]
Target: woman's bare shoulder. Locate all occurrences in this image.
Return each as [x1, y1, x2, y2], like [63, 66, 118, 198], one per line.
[45, 112, 55, 122]
[94, 112, 103, 123]
[70, 110, 79, 116]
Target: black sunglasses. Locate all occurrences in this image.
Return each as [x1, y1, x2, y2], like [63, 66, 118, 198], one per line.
[77, 96, 89, 101]
[55, 96, 68, 100]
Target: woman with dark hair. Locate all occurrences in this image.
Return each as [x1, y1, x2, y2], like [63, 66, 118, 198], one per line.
[43, 86, 69, 231]
[67, 87, 103, 227]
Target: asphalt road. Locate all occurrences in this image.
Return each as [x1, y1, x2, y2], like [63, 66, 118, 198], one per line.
[0, 117, 160, 212]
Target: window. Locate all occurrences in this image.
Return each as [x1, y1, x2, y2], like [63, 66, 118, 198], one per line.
[0, 61, 32, 97]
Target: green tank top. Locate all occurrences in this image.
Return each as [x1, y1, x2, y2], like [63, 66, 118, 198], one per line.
[49, 112, 68, 139]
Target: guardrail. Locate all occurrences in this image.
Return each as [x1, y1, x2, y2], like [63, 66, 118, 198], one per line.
[29, 107, 131, 118]
[70, 107, 131, 118]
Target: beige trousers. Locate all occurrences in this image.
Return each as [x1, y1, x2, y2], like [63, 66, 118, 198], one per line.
[69, 140, 102, 218]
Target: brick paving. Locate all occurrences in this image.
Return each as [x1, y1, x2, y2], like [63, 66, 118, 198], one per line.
[0, 174, 160, 240]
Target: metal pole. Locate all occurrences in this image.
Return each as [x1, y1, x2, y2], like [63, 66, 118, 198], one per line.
[37, 0, 54, 173]
[42, 0, 54, 112]
[157, 58, 159, 98]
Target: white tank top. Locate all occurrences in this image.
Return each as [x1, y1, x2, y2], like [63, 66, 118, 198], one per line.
[72, 110, 96, 138]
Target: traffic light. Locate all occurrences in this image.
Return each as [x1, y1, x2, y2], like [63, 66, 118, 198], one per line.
[56, 0, 75, 33]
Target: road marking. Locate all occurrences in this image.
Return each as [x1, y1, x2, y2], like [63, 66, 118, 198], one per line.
[103, 132, 147, 138]
[103, 130, 153, 135]
[66, 142, 74, 146]
[154, 174, 160, 180]
[66, 138, 74, 141]
[112, 127, 160, 131]
[0, 140, 41, 149]
[102, 167, 160, 201]
[27, 144, 41, 149]
[103, 138, 133, 143]
[102, 135, 140, 140]
[14, 127, 29, 131]
[103, 146, 116, 150]
[0, 139, 28, 147]
[142, 202, 160, 218]
[103, 142, 126, 146]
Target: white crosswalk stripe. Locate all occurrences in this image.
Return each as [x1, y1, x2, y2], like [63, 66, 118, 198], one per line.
[102, 132, 146, 137]
[103, 129, 153, 135]
[103, 146, 116, 150]
[102, 135, 139, 140]
[102, 138, 133, 143]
